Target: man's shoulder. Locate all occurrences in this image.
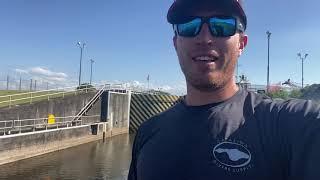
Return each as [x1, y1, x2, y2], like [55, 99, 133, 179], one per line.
[244, 90, 319, 116]
[241, 90, 273, 109]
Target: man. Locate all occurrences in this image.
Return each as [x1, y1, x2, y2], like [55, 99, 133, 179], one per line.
[128, 0, 320, 179]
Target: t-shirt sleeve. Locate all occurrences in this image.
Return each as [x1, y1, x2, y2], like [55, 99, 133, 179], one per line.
[277, 99, 320, 179]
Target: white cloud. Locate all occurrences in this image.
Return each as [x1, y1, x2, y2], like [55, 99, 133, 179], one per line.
[11, 67, 77, 90]
[30, 67, 68, 78]
[45, 76, 68, 82]
[160, 85, 173, 91]
[164, 82, 186, 96]
[10, 68, 187, 94]
[114, 80, 186, 96]
[15, 69, 29, 74]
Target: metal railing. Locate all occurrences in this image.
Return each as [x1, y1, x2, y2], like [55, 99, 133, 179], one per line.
[0, 115, 100, 136]
[73, 84, 107, 122]
[0, 82, 178, 109]
[0, 83, 131, 108]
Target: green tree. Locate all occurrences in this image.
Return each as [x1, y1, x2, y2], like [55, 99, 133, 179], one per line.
[289, 89, 302, 99]
[76, 83, 96, 91]
[147, 89, 171, 96]
[267, 90, 289, 100]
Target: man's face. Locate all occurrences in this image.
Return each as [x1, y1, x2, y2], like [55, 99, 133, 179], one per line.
[173, 10, 248, 92]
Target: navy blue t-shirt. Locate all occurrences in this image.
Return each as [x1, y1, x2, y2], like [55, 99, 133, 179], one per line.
[128, 89, 320, 180]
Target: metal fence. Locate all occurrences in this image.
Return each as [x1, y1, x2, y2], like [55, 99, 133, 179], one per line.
[0, 115, 101, 136]
[0, 83, 137, 108]
[0, 84, 103, 108]
[0, 76, 61, 91]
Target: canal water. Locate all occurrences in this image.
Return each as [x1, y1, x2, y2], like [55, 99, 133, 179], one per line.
[0, 134, 135, 180]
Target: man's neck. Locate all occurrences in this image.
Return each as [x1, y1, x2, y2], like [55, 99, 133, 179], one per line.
[185, 81, 239, 106]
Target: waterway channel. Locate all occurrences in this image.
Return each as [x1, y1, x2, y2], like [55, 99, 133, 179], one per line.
[0, 133, 134, 180]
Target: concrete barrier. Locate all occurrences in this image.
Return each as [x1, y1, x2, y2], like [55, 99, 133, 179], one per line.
[0, 123, 128, 166]
[0, 90, 131, 166]
[0, 92, 101, 123]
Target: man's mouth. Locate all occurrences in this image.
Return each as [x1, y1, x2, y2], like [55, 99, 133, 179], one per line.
[192, 55, 218, 62]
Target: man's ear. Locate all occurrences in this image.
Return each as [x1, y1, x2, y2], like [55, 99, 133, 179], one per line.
[173, 35, 177, 51]
[239, 34, 248, 56]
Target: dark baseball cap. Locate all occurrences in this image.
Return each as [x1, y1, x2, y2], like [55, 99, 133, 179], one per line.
[167, 0, 247, 29]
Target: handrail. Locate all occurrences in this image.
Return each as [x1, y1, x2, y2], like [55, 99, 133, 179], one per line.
[0, 84, 111, 108]
[0, 115, 100, 136]
[0, 115, 98, 122]
[0, 87, 95, 104]
[73, 85, 107, 122]
[0, 82, 162, 108]
[0, 88, 96, 108]
[0, 82, 107, 99]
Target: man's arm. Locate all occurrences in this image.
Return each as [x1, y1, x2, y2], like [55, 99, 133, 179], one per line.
[128, 130, 141, 180]
[278, 99, 320, 179]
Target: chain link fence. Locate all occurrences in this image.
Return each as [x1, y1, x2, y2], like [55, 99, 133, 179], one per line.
[0, 76, 71, 91]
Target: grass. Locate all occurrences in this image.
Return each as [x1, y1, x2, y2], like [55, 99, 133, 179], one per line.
[0, 90, 28, 96]
[0, 90, 89, 108]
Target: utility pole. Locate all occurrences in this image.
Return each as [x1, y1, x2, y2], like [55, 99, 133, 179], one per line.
[297, 52, 308, 88]
[30, 79, 33, 91]
[90, 59, 95, 85]
[236, 63, 241, 83]
[6, 75, 9, 90]
[266, 31, 272, 93]
[34, 80, 37, 91]
[235, 62, 239, 83]
[77, 42, 86, 86]
[19, 76, 22, 91]
[147, 74, 150, 90]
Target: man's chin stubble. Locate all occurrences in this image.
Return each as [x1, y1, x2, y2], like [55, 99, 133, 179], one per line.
[187, 77, 228, 93]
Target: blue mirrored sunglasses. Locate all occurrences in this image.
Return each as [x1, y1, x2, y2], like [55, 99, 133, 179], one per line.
[174, 16, 244, 37]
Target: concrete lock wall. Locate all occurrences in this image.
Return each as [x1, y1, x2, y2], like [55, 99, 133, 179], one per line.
[0, 124, 109, 166]
[0, 92, 101, 123]
[107, 91, 131, 136]
[0, 91, 131, 166]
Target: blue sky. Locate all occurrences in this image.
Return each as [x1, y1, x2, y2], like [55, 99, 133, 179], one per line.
[0, 0, 319, 94]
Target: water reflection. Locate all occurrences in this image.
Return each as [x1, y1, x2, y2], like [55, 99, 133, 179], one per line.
[0, 134, 135, 180]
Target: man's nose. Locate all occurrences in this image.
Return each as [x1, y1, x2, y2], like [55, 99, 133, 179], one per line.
[196, 23, 214, 46]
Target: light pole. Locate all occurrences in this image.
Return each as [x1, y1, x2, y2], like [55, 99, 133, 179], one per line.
[147, 74, 150, 90]
[77, 42, 86, 86]
[235, 62, 239, 83]
[297, 53, 308, 88]
[236, 63, 241, 83]
[90, 59, 95, 85]
[266, 31, 271, 93]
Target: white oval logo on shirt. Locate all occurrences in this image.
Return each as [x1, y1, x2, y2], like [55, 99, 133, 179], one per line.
[213, 142, 251, 168]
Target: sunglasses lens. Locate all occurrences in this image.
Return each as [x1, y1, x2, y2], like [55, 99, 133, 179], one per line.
[209, 17, 236, 37]
[177, 18, 202, 37]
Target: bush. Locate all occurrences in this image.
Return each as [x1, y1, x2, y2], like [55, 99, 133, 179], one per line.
[268, 89, 304, 100]
[76, 83, 96, 91]
[300, 84, 320, 101]
[267, 90, 289, 100]
[289, 89, 302, 99]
